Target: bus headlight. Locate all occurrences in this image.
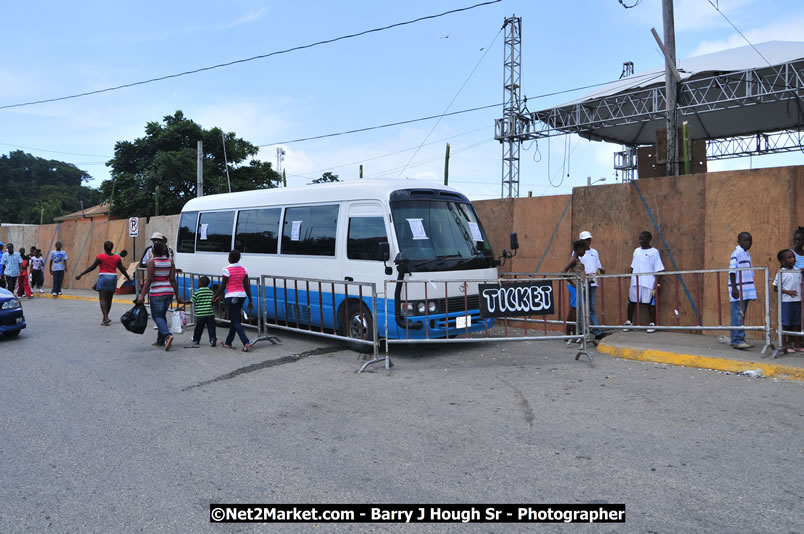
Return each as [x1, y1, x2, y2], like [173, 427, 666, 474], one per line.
[416, 302, 427, 315]
[400, 302, 415, 316]
[427, 301, 438, 313]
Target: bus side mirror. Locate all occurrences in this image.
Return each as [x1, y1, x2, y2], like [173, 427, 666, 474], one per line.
[380, 242, 392, 275]
[510, 232, 519, 251]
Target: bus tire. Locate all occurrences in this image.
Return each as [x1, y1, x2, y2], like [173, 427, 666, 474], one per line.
[340, 301, 374, 353]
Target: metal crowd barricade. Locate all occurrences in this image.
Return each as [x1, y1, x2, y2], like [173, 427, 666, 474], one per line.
[259, 274, 381, 370]
[593, 267, 772, 354]
[175, 271, 267, 339]
[382, 273, 593, 369]
[771, 268, 804, 359]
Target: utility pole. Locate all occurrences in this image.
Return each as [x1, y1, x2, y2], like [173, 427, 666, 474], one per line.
[444, 143, 451, 186]
[197, 140, 204, 197]
[662, 0, 678, 176]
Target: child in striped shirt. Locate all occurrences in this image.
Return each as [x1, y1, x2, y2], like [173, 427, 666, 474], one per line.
[191, 275, 217, 347]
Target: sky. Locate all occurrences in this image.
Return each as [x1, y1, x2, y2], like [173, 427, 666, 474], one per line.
[2, 0, 803, 202]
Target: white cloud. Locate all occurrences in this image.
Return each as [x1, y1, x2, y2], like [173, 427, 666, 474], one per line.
[223, 7, 269, 29]
[689, 16, 804, 56]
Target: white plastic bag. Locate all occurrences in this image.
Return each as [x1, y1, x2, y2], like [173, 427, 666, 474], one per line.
[170, 310, 184, 334]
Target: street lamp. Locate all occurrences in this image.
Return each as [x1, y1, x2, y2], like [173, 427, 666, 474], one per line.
[587, 177, 607, 186]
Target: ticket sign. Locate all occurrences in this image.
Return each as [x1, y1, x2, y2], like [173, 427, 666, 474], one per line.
[479, 281, 554, 318]
[128, 217, 139, 238]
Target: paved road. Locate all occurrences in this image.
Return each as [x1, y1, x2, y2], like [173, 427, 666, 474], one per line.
[1, 296, 801, 533]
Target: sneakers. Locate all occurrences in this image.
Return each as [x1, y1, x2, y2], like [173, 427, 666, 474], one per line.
[647, 322, 656, 333]
[210, 340, 217, 347]
[191, 339, 200, 346]
[623, 320, 632, 332]
[164, 335, 174, 351]
[732, 342, 751, 350]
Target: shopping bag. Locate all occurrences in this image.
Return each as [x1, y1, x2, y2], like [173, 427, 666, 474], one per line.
[170, 310, 184, 334]
[121, 301, 149, 334]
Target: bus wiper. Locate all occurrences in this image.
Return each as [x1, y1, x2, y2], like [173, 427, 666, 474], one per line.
[412, 254, 463, 269]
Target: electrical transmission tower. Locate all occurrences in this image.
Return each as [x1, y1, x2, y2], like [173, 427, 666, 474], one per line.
[497, 16, 523, 198]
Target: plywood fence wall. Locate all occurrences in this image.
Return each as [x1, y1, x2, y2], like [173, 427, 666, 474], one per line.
[475, 164, 804, 336]
[2, 215, 179, 291]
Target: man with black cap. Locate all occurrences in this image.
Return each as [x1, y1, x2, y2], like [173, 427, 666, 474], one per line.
[579, 231, 605, 339]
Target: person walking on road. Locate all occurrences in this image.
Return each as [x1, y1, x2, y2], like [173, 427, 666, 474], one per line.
[1, 243, 22, 295]
[213, 249, 253, 352]
[76, 241, 132, 326]
[579, 231, 605, 339]
[30, 248, 46, 293]
[624, 231, 664, 333]
[135, 241, 180, 351]
[48, 241, 68, 296]
[16, 248, 33, 299]
[191, 275, 217, 347]
[728, 232, 757, 350]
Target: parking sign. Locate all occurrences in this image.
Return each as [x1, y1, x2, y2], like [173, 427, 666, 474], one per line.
[128, 217, 139, 237]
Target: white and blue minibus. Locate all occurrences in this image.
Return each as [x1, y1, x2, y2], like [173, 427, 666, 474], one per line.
[175, 180, 501, 341]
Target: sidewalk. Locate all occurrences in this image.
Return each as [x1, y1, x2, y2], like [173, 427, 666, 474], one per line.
[597, 330, 804, 381]
[27, 288, 136, 305]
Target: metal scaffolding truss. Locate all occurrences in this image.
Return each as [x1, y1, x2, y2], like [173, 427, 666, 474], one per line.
[495, 58, 804, 148]
[500, 16, 522, 198]
[707, 129, 804, 160]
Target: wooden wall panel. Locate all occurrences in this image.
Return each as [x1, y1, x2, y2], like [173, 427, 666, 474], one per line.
[473, 198, 514, 273]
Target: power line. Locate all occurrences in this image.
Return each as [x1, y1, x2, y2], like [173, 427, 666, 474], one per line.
[706, 0, 773, 68]
[261, 70, 666, 147]
[288, 126, 491, 179]
[396, 26, 503, 177]
[0, 142, 111, 158]
[0, 0, 502, 111]
[260, 103, 503, 146]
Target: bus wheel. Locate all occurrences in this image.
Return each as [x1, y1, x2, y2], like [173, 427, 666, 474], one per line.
[341, 302, 374, 353]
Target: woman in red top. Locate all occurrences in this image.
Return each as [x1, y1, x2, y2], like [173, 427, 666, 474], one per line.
[16, 248, 33, 299]
[76, 241, 132, 325]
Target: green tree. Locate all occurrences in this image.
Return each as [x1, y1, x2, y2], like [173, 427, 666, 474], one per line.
[311, 171, 340, 184]
[99, 111, 280, 216]
[0, 151, 102, 224]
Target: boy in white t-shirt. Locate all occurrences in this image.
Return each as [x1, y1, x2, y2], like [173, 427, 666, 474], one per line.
[773, 248, 803, 353]
[624, 231, 664, 333]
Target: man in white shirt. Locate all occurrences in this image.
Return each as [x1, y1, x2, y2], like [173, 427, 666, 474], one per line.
[624, 231, 664, 333]
[579, 231, 605, 339]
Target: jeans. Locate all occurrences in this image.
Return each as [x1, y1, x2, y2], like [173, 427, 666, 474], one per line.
[193, 316, 217, 343]
[588, 284, 602, 336]
[730, 299, 751, 345]
[52, 270, 65, 293]
[150, 295, 174, 345]
[225, 297, 250, 347]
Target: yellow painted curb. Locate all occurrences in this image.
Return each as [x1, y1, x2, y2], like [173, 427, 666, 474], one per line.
[597, 342, 804, 382]
[31, 294, 135, 305]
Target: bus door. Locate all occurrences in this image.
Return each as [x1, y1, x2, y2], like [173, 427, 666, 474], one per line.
[342, 202, 393, 336]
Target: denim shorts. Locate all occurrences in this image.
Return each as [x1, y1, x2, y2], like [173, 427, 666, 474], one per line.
[781, 301, 802, 328]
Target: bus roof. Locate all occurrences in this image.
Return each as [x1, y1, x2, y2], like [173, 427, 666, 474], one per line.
[181, 179, 468, 212]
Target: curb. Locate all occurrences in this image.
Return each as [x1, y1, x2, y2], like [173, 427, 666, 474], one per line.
[596, 342, 804, 382]
[29, 294, 135, 305]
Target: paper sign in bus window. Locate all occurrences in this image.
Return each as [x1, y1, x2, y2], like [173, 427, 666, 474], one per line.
[468, 222, 483, 241]
[407, 218, 428, 240]
[291, 221, 302, 241]
[200, 223, 209, 240]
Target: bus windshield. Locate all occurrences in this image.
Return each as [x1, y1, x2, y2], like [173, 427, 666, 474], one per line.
[391, 200, 495, 272]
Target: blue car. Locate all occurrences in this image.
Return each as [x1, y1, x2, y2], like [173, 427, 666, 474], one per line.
[0, 286, 26, 337]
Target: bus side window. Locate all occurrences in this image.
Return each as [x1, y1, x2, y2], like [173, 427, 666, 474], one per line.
[347, 217, 387, 261]
[177, 211, 198, 253]
[235, 208, 281, 254]
[196, 211, 235, 252]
